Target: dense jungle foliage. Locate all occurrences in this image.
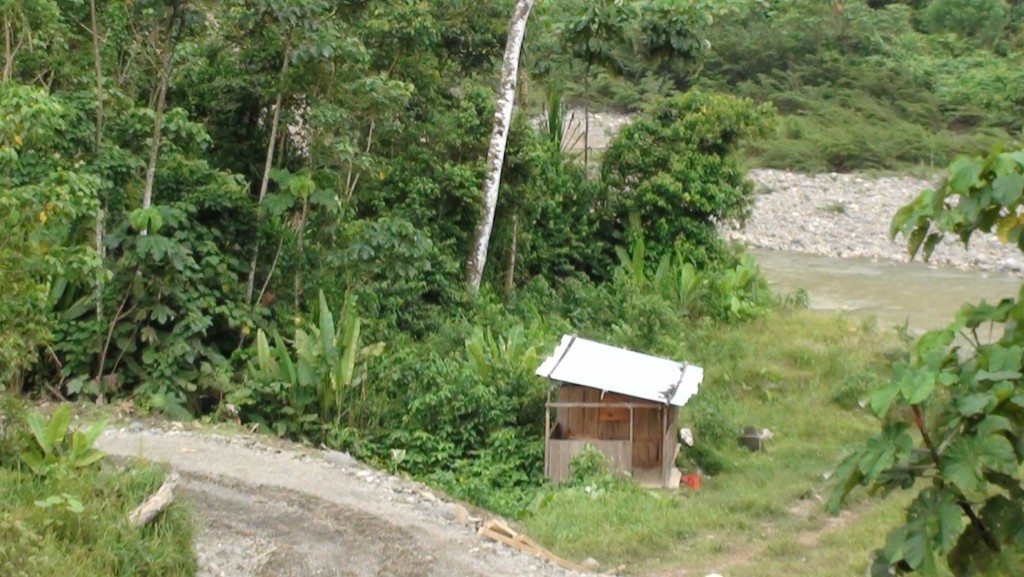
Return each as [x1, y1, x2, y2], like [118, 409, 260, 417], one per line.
[1, 2, 1023, 572]
[535, 0, 1024, 171]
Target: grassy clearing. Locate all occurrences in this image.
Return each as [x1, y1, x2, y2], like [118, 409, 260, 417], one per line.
[524, 308, 912, 575]
[0, 397, 195, 577]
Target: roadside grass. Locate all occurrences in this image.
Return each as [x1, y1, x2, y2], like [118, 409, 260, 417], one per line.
[0, 396, 196, 577]
[524, 308, 912, 575]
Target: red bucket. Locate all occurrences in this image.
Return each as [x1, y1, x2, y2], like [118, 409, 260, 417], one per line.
[682, 474, 701, 490]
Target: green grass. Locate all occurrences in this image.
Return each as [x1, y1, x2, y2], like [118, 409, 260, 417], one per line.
[0, 397, 196, 577]
[523, 308, 913, 575]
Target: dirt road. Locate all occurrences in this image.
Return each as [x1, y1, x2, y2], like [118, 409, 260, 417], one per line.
[97, 428, 585, 577]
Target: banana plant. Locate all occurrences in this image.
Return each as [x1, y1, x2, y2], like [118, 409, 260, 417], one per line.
[20, 404, 106, 476]
[251, 290, 383, 427]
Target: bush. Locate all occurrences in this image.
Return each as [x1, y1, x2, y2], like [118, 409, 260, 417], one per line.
[600, 91, 774, 264]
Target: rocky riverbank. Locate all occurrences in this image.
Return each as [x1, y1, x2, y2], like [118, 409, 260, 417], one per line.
[730, 169, 1024, 274]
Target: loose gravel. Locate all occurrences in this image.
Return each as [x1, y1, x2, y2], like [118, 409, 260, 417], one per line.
[728, 169, 1024, 274]
[98, 426, 596, 577]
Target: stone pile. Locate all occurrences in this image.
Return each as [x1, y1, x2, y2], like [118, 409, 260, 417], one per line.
[727, 169, 1024, 274]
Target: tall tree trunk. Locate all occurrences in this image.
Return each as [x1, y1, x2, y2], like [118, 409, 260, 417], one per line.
[465, 0, 535, 293]
[140, 3, 181, 234]
[245, 42, 291, 305]
[89, 0, 105, 325]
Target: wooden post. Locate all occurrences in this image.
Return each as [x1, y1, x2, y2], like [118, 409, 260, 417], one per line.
[544, 393, 551, 479]
[628, 405, 634, 473]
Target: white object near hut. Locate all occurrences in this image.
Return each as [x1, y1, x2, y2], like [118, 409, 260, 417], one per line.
[535, 335, 704, 489]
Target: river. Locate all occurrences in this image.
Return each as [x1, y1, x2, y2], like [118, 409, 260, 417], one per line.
[751, 248, 1023, 332]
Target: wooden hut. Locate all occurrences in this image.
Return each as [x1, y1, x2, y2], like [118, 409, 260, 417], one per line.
[535, 335, 703, 489]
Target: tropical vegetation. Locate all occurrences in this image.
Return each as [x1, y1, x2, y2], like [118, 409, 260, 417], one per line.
[2, 0, 1024, 575]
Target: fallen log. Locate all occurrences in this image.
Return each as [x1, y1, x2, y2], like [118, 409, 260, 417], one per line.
[129, 472, 180, 527]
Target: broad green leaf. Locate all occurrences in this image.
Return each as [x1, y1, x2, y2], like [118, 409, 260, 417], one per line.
[870, 382, 900, 418]
[256, 330, 281, 381]
[908, 226, 927, 259]
[859, 425, 911, 482]
[273, 332, 297, 383]
[73, 449, 105, 468]
[827, 451, 865, 515]
[80, 422, 106, 448]
[996, 214, 1021, 244]
[992, 173, 1024, 206]
[955, 393, 994, 417]
[942, 437, 983, 495]
[45, 405, 71, 452]
[901, 370, 936, 405]
[936, 493, 964, 554]
[948, 156, 982, 193]
[922, 233, 942, 260]
[263, 192, 295, 217]
[884, 525, 910, 565]
[339, 317, 360, 388]
[978, 435, 1017, 475]
[26, 412, 48, 453]
[288, 175, 316, 199]
[319, 290, 336, 364]
[64, 496, 84, 513]
[21, 450, 45, 474]
[902, 526, 929, 569]
[976, 415, 1014, 437]
[986, 345, 1023, 373]
[890, 203, 918, 239]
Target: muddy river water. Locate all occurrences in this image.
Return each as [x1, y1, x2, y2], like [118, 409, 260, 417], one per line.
[751, 248, 1023, 332]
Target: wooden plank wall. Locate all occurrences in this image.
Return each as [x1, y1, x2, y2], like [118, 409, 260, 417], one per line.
[661, 406, 679, 485]
[551, 385, 669, 473]
[631, 407, 662, 468]
[553, 386, 642, 441]
[546, 440, 632, 483]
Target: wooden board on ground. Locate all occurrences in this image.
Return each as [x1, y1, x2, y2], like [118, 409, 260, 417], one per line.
[478, 518, 621, 574]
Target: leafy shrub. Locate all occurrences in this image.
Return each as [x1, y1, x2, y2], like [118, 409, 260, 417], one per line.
[19, 404, 106, 476]
[232, 290, 383, 441]
[832, 147, 1024, 575]
[601, 91, 774, 264]
[0, 86, 102, 389]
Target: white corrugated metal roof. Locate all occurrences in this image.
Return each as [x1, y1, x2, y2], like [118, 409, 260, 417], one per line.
[535, 335, 703, 407]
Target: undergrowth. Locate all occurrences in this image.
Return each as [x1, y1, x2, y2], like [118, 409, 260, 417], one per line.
[0, 397, 195, 577]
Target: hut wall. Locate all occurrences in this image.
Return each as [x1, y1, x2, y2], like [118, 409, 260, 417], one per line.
[631, 407, 663, 469]
[553, 385, 629, 440]
[546, 439, 632, 483]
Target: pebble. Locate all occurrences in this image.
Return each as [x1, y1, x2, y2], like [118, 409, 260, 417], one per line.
[727, 169, 1024, 275]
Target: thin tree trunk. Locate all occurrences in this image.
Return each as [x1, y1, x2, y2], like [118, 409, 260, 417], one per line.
[2, 15, 12, 83]
[503, 212, 518, 295]
[293, 195, 308, 313]
[583, 61, 590, 172]
[90, 0, 104, 152]
[245, 42, 290, 304]
[465, 0, 535, 293]
[140, 3, 181, 233]
[89, 0, 105, 325]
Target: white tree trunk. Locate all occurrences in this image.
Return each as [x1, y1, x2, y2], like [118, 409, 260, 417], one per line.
[465, 0, 535, 293]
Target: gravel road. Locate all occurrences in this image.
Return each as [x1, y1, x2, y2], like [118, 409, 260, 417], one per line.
[97, 427, 592, 577]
